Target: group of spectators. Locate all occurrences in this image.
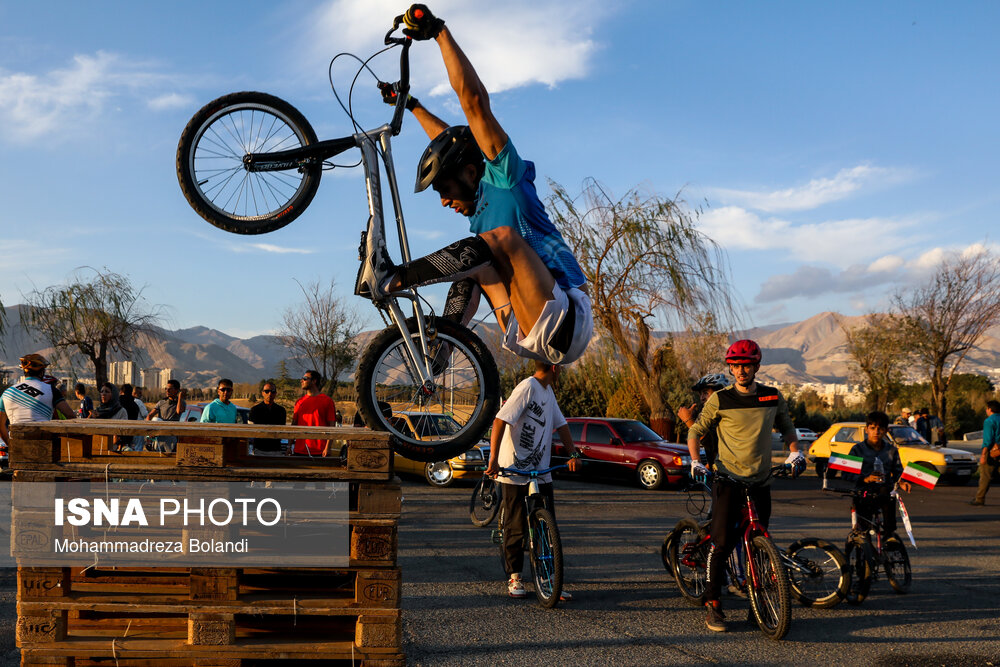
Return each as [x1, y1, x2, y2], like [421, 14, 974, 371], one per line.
[895, 406, 946, 445]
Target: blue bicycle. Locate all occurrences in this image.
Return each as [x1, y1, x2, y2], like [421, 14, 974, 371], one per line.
[491, 464, 569, 608]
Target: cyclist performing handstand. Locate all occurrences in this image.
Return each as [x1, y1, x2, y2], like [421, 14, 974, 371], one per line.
[360, 4, 593, 365]
[686, 340, 805, 632]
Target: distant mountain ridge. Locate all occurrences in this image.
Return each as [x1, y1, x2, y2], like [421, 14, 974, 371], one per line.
[4, 306, 1000, 387]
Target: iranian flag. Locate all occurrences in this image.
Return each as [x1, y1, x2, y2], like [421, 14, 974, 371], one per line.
[828, 453, 864, 474]
[901, 462, 941, 489]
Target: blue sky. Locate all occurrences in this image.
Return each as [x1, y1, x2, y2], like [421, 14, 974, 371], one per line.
[1, 1, 997, 338]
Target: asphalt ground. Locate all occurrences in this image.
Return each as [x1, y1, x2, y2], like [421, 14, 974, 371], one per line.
[0, 469, 995, 666]
[396, 471, 999, 667]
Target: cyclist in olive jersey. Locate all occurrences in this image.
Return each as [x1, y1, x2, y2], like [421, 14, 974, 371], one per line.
[0, 354, 76, 445]
[686, 340, 805, 632]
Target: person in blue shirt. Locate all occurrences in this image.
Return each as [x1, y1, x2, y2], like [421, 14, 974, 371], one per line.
[358, 4, 593, 366]
[200, 378, 238, 424]
[971, 400, 1000, 506]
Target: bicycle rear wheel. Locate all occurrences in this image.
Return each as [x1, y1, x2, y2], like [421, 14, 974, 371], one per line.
[666, 518, 709, 606]
[356, 317, 500, 461]
[785, 538, 849, 609]
[470, 475, 501, 527]
[177, 91, 322, 234]
[747, 535, 792, 641]
[844, 536, 872, 605]
[528, 508, 563, 608]
[884, 535, 912, 594]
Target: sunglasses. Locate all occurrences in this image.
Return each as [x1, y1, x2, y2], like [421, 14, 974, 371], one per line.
[262, 389, 275, 394]
[301, 376, 312, 381]
[219, 387, 233, 392]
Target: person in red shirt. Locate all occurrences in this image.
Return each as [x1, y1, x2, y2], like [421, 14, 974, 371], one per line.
[292, 370, 338, 456]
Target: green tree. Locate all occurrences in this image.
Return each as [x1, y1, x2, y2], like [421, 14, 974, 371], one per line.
[839, 313, 909, 411]
[550, 179, 740, 439]
[21, 268, 162, 386]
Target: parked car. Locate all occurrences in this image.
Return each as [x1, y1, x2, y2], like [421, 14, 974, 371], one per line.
[809, 422, 978, 484]
[390, 411, 489, 487]
[551, 417, 691, 490]
[180, 403, 251, 424]
[795, 428, 819, 445]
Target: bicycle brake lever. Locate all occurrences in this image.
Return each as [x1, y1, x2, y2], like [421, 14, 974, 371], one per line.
[385, 15, 409, 45]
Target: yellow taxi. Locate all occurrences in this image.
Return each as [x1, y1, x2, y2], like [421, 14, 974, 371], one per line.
[389, 411, 489, 487]
[809, 422, 977, 484]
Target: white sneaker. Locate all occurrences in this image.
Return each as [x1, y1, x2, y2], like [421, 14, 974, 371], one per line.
[507, 575, 527, 598]
[559, 589, 573, 601]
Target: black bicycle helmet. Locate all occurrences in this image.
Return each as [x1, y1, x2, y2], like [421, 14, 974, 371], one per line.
[692, 373, 728, 392]
[414, 125, 480, 192]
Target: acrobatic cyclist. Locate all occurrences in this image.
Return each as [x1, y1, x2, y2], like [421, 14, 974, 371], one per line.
[359, 4, 593, 366]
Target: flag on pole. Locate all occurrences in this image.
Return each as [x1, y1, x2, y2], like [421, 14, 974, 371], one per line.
[900, 462, 940, 489]
[828, 453, 864, 474]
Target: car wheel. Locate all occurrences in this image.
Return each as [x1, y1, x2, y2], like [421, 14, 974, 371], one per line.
[424, 461, 455, 488]
[636, 460, 665, 490]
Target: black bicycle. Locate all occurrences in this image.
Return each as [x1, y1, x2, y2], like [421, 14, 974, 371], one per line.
[843, 489, 912, 605]
[175, 13, 499, 462]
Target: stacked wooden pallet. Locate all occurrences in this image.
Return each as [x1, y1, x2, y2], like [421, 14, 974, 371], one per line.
[10, 421, 405, 667]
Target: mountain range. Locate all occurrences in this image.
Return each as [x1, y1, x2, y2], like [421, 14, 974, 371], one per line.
[4, 306, 1000, 387]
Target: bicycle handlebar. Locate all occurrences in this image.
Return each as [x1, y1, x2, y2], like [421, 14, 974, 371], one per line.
[384, 18, 413, 136]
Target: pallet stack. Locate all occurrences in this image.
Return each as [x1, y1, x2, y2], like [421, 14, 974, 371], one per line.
[9, 420, 405, 667]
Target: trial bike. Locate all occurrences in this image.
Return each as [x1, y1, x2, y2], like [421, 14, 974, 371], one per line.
[175, 15, 499, 462]
[842, 488, 912, 604]
[664, 465, 795, 640]
[486, 465, 569, 608]
[663, 469, 849, 611]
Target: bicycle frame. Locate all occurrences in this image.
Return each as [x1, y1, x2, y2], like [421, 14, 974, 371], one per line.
[240, 37, 438, 389]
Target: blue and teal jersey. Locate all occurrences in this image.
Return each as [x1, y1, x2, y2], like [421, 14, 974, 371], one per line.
[199, 399, 238, 424]
[469, 141, 586, 291]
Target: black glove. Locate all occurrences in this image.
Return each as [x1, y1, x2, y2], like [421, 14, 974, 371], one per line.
[378, 82, 418, 110]
[402, 4, 444, 40]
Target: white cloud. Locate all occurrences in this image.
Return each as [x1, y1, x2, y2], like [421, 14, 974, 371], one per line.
[754, 242, 996, 303]
[232, 243, 316, 255]
[711, 164, 911, 213]
[699, 205, 914, 265]
[305, 0, 605, 96]
[147, 93, 193, 111]
[0, 51, 187, 143]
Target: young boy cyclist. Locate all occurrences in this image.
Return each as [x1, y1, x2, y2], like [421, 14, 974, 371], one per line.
[486, 361, 581, 598]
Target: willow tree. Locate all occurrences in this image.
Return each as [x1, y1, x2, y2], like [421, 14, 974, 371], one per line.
[550, 179, 739, 438]
[21, 268, 162, 385]
[893, 247, 1000, 424]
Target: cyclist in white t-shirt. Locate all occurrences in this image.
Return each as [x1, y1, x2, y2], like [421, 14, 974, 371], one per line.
[486, 361, 581, 598]
[0, 354, 75, 445]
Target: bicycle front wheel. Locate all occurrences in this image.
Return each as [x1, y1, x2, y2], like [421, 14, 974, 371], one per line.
[355, 317, 500, 462]
[470, 475, 501, 527]
[884, 535, 912, 594]
[528, 508, 563, 608]
[844, 536, 872, 605]
[177, 91, 321, 234]
[786, 538, 849, 609]
[747, 535, 792, 641]
[667, 518, 709, 606]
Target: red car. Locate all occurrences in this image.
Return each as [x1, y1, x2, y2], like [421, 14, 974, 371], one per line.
[552, 417, 691, 490]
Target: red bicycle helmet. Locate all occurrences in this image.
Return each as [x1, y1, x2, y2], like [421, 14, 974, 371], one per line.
[725, 339, 762, 364]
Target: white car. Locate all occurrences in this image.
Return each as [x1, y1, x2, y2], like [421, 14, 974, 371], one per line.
[795, 428, 818, 444]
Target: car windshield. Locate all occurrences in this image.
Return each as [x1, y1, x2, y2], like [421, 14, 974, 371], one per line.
[888, 425, 930, 446]
[614, 421, 663, 443]
[412, 414, 462, 438]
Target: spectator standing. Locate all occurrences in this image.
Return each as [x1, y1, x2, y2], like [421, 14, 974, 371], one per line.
[927, 410, 946, 446]
[249, 381, 287, 454]
[92, 382, 128, 420]
[74, 383, 94, 418]
[914, 408, 931, 442]
[146, 379, 187, 453]
[200, 378, 239, 423]
[971, 400, 1000, 506]
[292, 370, 337, 457]
[0, 354, 75, 446]
[894, 407, 912, 427]
[119, 383, 140, 421]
